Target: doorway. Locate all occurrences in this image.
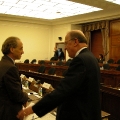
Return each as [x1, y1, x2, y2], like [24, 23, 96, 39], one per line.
[90, 29, 103, 58]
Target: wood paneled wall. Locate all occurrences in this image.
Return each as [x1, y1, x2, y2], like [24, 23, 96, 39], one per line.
[110, 19, 120, 62]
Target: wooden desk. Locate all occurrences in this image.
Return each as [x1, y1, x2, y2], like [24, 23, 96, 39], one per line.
[17, 63, 119, 72]
[17, 63, 68, 76]
[23, 84, 110, 120]
[101, 85, 120, 120]
[17, 63, 120, 87]
[100, 69, 120, 87]
[99, 63, 119, 70]
[38, 60, 66, 65]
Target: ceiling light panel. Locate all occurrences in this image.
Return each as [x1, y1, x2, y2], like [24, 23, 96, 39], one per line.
[105, 0, 120, 5]
[0, 0, 102, 20]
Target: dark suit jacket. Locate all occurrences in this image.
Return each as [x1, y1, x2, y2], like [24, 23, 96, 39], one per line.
[58, 51, 65, 61]
[54, 50, 65, 61]
[0, 55, 28, 120]
[32, 48, 101, 120]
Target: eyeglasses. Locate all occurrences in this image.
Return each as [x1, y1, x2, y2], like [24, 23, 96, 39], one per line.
[64, 39, 75, 45]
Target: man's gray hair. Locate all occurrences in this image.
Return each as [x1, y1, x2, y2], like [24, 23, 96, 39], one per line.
[1, 36, 20, 55]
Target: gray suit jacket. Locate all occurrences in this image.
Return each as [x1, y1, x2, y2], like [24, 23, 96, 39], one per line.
[0, 55, 28, 120]
[32, 48, 101, 120]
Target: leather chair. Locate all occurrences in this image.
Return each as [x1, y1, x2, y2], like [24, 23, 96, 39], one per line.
[38, 60, 45, 65]
[48, 67, 56, 75]
[31, 59, 37, 64]
[107, 59, 114, 64]
[116, 59, 120, 64]
[56, 61, 64, 66]
[103, 64, 110, 70]
[38, 65, 46, 73]
[24, 59, 29, 63]
[116, 65, 120, 71]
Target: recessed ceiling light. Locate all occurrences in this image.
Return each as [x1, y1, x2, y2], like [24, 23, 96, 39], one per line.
[56, 12, 61, 14]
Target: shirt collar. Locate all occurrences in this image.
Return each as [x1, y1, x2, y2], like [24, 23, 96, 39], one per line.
[7, 55, 15, 64]
[75, 47, 87, 57]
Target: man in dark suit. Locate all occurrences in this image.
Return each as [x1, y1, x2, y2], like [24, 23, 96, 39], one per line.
[0, 37, 28, 120]
[17, 30, 101, 120]
[58, 48, 65, 61]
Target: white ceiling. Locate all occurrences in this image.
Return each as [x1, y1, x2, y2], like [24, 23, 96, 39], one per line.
[0, 0, 120, 20]
[0, 0, 103, 20]
[0, 0, 120, 24]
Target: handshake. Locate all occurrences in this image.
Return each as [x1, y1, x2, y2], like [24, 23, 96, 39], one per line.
[17, 102, 34, 120]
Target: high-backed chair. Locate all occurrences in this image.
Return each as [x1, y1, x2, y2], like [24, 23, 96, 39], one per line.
[31, 59, 37, 64]
[48, 68, 56, 75]
[24, 59, 29, 63]
[116, 65, 120, 71]
[38, 60, 45, 65]
[103, 64, 110, 70]
[116, 59, 120, 64]
[107, 59, 114, 64]
[56, 61, 64, 66]
[38, 65, 46, 73]
[50, 57, 58, 61]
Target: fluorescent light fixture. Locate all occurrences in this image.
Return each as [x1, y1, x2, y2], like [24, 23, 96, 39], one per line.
[105, 0, 120, 5]
[0, 0, 102, 20]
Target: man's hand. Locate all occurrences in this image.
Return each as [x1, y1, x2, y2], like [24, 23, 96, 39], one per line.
[17, 106, 33, 120]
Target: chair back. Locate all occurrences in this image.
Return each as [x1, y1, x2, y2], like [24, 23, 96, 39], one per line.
[103, 64, 110, 70]
[107, 59, 114, 64]
[116, 65, 120, 71]
[56, 61, 64, 66]
[38, 60, 45, 65]
[117, 59, 120, 64]
[38, 65, 46, 73]
[24, 59, 29, 63]
[31, 59, 37, 64]
[48, 68, 56, 75]
[50, 57, 58, 61]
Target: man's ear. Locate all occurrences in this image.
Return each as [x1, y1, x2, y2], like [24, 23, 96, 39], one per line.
[10, 47, 14, 53]
[74, 38, 79, 46]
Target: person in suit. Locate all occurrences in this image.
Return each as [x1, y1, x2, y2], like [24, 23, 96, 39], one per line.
[0, 36, 28, 120]
[17, 30, 101, 120]
[57, 48, 65, 61]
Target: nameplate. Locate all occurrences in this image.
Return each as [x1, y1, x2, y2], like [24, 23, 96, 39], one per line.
[28, 77, 34, 82]
[33, 84, 39, 88]
[20, 74, 25, 78]
[42, 82, 51, 89]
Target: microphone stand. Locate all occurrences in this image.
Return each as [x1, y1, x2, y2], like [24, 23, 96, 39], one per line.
[103, 51, 109, 62]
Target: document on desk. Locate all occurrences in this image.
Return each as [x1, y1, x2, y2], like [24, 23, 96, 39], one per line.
[28, 94, 40, 101]
[24, 102, 56, 120]
[24, 113, 55, 120]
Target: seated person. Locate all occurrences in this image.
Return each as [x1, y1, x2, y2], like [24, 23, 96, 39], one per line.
[98, 54, 104, 63]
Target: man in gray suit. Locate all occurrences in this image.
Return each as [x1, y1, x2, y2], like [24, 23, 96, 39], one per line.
[17, 30, 101, 120]
[0, 37, 28, 120]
